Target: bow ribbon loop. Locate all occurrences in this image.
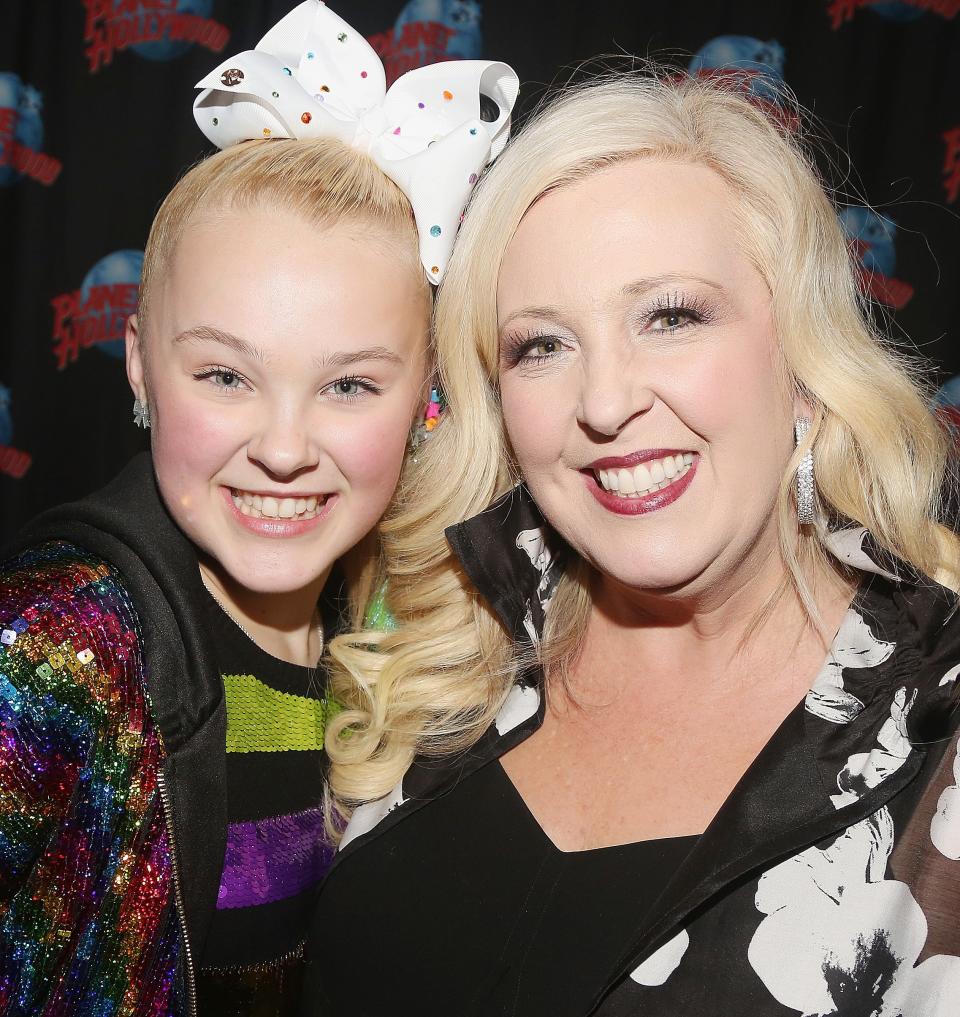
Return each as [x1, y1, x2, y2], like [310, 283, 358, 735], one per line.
[193, 1, 518, 282]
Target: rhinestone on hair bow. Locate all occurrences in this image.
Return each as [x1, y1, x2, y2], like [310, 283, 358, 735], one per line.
[193, 0, 518, 283]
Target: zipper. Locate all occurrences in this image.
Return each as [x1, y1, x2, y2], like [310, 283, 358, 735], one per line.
[199, 939, 305, 976]
[157, 765, 198, 1017]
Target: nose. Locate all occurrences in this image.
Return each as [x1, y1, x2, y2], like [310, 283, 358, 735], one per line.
[246, 404, 319, 479]
[577, 348, 655, 438]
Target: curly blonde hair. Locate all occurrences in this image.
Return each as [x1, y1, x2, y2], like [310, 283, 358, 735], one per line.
[325, 70, 958, 827]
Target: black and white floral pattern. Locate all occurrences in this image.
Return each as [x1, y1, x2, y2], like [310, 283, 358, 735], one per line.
[333, 492, 960, 1016]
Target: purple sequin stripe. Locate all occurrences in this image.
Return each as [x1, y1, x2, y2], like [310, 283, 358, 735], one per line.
[217, 806, 334, 909]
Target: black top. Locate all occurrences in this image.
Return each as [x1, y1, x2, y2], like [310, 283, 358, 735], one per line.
[196, 584, 342, 1016]
[307, 758, 696, 1016]
[301, 486, 960, 1016]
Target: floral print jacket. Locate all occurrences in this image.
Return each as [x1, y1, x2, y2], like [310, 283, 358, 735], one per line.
[332, 487, 960, 1016]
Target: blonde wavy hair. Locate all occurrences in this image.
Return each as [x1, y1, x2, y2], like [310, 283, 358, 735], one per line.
[325, 69, 959, 825]
[139, 137, 430, 635]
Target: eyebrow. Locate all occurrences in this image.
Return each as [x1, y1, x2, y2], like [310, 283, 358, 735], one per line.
[313, 347, 404, 370]
[498, 274, 724, 335]
[174, 325, 268, 362]
[173, 328, 403, 370]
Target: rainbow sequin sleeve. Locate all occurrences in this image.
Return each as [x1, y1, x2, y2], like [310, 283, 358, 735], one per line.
[0, 542, 179, 1016]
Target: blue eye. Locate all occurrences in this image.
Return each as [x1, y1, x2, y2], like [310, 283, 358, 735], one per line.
[326, 376, 381, 401]
[194, 366, 248, 392]
[212, 369, 243, 389]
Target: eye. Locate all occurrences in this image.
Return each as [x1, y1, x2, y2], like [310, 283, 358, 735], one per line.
[651, 310, 690, 331]
[213, 369, 243, 389]
[530, 337, 562, 357]
[324, 375, 381, 401]
[194, 366, 249, 392]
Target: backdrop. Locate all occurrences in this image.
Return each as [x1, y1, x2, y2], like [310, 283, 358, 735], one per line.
[2, 0, 959, 535]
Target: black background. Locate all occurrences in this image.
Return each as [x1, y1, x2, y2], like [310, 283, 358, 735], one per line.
[2, 0, 958, 535]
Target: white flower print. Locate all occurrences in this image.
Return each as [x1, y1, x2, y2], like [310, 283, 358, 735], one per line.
[751, 688, 960, 1014]
[338, 780, 407, 850]
[823, 527, 900, 583]
[516, 527, 553, 578]
[938, 662, 960, 687]
[805, 608, 895, 726]
[830, 687, 916, 809]
[516, 527, 560, 647]
[494, 683, 540, 737]
[629, 928, 690, 987]
[930, 739, 960, 860]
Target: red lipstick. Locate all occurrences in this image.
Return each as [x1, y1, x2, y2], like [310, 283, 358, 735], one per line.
[585, 454, 698, 516]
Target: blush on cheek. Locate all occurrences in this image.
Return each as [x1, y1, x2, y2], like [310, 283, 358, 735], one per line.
[149, 394, 247, 530]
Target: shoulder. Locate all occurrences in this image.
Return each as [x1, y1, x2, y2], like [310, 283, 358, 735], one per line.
[0, 540, 144, 713]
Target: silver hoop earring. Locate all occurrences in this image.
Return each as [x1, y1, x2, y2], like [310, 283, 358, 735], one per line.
[133, 397, 151, 429]
[794, 417, 815, 525]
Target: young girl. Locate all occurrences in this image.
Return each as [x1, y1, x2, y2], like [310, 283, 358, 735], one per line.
[0, 4, 516, 1015]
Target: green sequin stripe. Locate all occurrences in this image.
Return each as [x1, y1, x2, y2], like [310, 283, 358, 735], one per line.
[223, 674, 338, 753]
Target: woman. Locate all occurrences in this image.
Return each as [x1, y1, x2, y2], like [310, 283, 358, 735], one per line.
[0, 3, 516, 1014]
[309, 73, 960, 1015]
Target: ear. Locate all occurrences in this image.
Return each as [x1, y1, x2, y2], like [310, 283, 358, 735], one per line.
[125, 314, 147, 402]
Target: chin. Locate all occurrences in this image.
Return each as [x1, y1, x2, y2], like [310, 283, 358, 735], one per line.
[584, 543, 714, 595]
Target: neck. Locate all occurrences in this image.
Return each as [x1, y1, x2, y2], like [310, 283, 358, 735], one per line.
[585, 535, 854, 690]
[198, 558, 330, 667]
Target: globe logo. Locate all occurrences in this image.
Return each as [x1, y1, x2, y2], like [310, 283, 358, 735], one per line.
[0, 384, 13, 447]
[839, 206, 914, 309]
[0, 72, 44, 187]
[127, 0, 215, 61]
[393, 0, 483, 60]
[870, 3, 926, 22]
[689, 36, 786, 102]
[80, 250, 143, 360]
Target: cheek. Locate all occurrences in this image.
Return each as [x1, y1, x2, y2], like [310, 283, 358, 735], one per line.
[327, 403, 411, 493]
[500, 376, 568, 470]
[149, 386, 244, 492]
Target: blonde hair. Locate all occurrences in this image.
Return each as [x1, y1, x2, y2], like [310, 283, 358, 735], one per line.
[139, 137, 429, 341]
[140, 137, 430, 639]
[325, 70, 959, 824]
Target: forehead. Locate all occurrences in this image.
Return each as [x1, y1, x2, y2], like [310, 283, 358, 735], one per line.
[498, 159, 760, 315]
[154, 206, 429, 357]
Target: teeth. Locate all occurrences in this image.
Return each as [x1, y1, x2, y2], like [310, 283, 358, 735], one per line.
[595, 454, 695, 498]
[230, 489, 327, 521]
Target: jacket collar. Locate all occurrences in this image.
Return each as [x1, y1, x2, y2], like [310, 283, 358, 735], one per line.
[444, 485, 960, 986]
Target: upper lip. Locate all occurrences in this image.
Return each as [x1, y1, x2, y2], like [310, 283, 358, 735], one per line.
[228, 486, 329, 498]
[585, 449, 694, 470]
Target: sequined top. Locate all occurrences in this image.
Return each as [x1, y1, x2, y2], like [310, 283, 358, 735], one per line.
[0, 540, 181, 1016]
[194, 588, 336, 1015]
[0, 456, 347, 1017]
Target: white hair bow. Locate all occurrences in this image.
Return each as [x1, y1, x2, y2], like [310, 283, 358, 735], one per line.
[193, 0, 518, 283]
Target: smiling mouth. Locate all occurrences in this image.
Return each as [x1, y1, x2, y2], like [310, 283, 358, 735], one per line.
[230, 488, 329, 521]
[594, 452, 695, 498]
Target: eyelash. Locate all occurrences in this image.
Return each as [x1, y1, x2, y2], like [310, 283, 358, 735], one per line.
[501, 291, 714, 367]
[192, 368, 382, 401]
[326, 375, 382, 401]
[194, 366, 248, 392]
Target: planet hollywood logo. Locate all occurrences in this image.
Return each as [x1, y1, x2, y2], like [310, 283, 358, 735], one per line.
[82, 0, 230, 75]
[934, 376, 960, 436]
[827, 0, 960, 30]
[942, 124, 960, 204]
[685, 37, 798, 132]
[0, 385, 32, 480]
[367, 0, 482, 85]
[50, 250, 142, 370]
[0, 73, 63, 187]
[839, 206, 914, 309]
